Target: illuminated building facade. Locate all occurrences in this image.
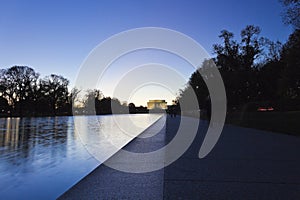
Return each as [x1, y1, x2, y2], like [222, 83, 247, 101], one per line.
[147, 100, 167, 110]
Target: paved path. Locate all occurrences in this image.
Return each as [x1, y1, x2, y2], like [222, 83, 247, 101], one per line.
[58, 116, 166, 200]
[59, 116, 300, 199]
[164, 117, 300, 199]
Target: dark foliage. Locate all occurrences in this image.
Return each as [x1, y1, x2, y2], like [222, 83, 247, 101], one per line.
[177, 26, 300, 112]
[0, 66, 147, 117]
[280, 0, 300, 29]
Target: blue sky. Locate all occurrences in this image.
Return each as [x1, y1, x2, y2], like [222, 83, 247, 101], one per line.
[0, 0, 293, 106]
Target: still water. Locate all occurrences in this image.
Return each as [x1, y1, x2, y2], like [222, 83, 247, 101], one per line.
[0, 114, 162, 200]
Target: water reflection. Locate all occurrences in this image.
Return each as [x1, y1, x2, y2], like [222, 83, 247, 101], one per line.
[0, 114, 162, 199]
[0, 116, 95, 200]
[0, 117, 71, 170]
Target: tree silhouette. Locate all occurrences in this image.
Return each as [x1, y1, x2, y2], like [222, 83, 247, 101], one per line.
[0, 66, 39, 116]
[280, 29, 300, 110]
[240, 25, 264, 70]
[212, 25, 266, 108]
[129, 103, 136, 113]
[39, 74, 69, 115]
[0, 66, 140, 117]
[213, 30, 241, 72]
[177, 24, 299, 113]
[67, 87, 80, 113]
[280, 0, 300, 29]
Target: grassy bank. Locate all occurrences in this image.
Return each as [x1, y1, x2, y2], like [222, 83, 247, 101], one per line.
[226, 111, 300, 135]
[181, 110, 300, 135]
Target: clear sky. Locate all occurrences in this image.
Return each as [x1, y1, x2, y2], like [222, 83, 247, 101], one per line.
[0, 0, 293, 106]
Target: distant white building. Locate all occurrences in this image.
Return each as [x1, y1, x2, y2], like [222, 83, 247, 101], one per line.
[147, 100, 167, 110]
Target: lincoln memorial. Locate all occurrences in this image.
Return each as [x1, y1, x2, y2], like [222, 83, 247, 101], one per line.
[147, 100, 167, 110]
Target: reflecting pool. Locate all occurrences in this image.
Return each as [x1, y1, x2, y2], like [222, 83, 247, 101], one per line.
[0, 114, 162, 199]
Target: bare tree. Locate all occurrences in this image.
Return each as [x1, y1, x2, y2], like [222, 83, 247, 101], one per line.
[40, 74, 69, 115]
[1, 66, 39, 115]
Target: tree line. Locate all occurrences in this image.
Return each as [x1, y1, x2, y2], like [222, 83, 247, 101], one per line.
[0, 66, 70, 116]
[177, 25, 300, 112]
[75, 89, 148, 115]
[177, 1, 300, 113]
[0, 67, 148, 117]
